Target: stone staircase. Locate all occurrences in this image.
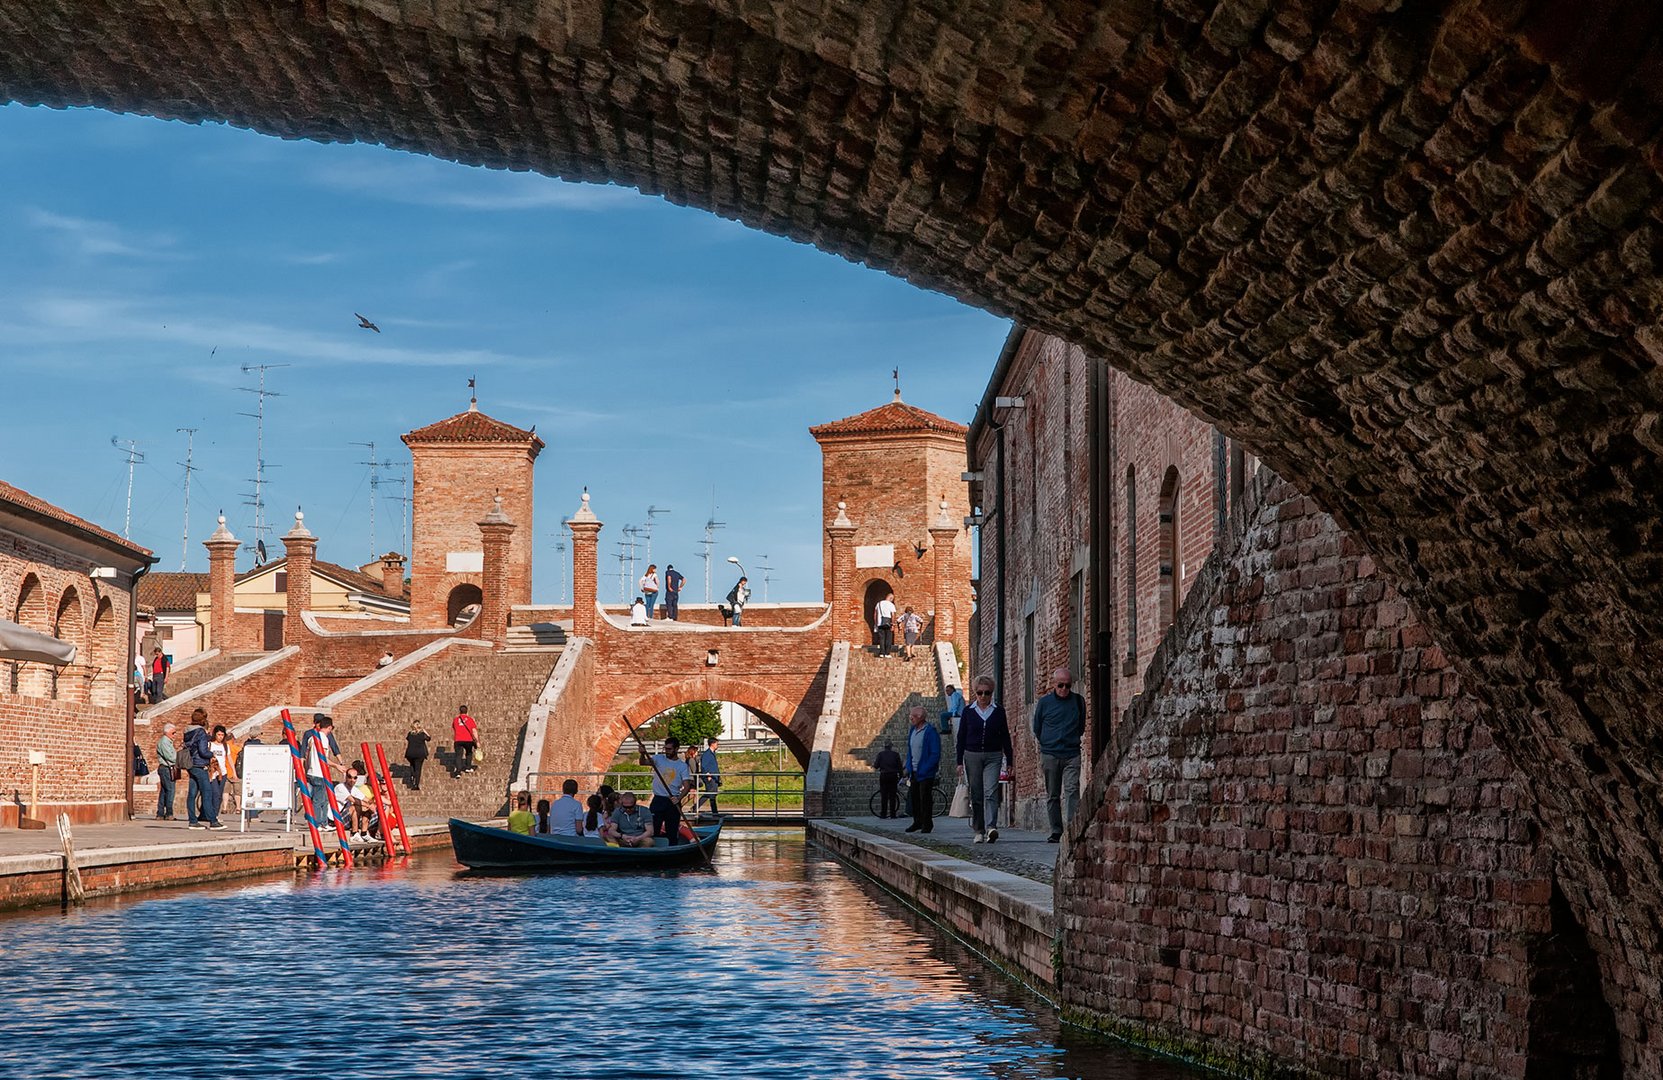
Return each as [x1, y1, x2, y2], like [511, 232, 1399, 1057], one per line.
[823, 648, 948, 816]
[504, 622, 567, 650]
[155, 650, 267, 702]
[329, 648, 561, 821]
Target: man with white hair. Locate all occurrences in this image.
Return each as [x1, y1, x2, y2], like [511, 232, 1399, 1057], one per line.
[155, 722, 179, 820]
[1031, 666, 1086, 843]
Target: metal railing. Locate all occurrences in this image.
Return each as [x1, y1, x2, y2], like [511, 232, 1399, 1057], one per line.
[523, 769, 805, 820]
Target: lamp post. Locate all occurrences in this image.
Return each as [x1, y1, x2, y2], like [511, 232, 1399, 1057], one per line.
[726, 555, 746, 579]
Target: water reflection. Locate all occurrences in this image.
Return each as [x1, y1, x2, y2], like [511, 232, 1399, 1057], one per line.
[0, 831, 1197, 1079]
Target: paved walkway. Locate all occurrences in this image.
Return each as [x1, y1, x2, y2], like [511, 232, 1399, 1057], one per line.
[833, 813, 1058, 884]
[0, 814, 455, 859]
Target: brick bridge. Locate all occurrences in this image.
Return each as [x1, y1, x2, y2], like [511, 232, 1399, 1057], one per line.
[10, 2, 1663, 1074]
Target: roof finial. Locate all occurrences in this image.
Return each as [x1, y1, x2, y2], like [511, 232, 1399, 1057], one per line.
[892, 367, 901, 403]
[468, 375, 478, 411]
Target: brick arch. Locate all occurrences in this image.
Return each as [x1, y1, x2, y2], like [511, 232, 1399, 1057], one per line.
[603, 676, 810, 769]
[10, 573, 48, 697]
[89, 596, 121, 709]
[51, 586, 86, 702]
[9, 4, 1663, 1070]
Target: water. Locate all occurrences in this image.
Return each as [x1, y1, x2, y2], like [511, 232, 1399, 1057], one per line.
[0, 831, 1200, 1079]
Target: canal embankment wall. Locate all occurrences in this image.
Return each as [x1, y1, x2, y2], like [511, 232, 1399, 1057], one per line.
[1054, 476, 1604, 1079]
[808, 820, 1055, 997]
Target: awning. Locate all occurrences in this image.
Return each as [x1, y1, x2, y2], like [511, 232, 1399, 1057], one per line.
[0, 618, 76, 666]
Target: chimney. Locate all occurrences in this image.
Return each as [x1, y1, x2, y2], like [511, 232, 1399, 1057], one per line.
[379, 551, 406, 598]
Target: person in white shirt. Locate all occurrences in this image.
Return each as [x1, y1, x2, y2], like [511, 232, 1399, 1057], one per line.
[630, 597, 649, 626]
[638, 564, 660, 620]
[545, 778, 585, 836]
[641, 736, 694, 844]
[874, 592, 897, 657]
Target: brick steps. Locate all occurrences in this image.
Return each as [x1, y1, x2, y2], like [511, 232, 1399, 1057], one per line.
[504, 622, 566, 650]
[148, 650, 267, 706]
[824, 649, 947, 816]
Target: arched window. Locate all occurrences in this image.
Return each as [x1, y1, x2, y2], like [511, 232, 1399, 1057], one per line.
[90, 597, 120, 709]
[446, 583, 484, 627]
[1123, 465, 1137, 671]
[1159, 466, 1181, 632]
[12, 574, 47, 696]
[52, 588, 85, 702]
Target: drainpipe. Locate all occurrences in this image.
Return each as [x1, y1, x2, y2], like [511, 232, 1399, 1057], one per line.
[127, 560, 152, 820]
[992, 418, 1007, 702]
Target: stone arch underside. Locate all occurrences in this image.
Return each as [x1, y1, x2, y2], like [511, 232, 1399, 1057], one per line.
[602, 675, 813, 769]
[7, 0, 1663, 1066]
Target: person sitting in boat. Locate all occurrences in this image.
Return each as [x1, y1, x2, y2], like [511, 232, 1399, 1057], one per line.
[507, 791, 535, 835]
[582, 794, 607, 838]
[598, 784, 618, 817]
[642, 736, 696, 845]
[545, 778, 584, 836]
[607, 790, 654, 848]
[534, 798, 552, 834]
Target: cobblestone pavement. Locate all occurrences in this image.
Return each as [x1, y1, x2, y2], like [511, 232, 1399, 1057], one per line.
[835, 813, 1056, 886]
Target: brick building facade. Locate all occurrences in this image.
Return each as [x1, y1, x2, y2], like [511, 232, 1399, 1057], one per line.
[968, 327, 1253, 827]
[402, 399, 542, 630]
[810, 392, 972, 646]
[0, 480, 154, 825]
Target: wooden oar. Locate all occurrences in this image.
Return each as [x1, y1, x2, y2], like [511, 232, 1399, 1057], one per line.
[621, 714, 712, 865]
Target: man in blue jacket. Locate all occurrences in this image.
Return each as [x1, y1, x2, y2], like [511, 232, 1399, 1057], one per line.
[1032, 666, 1086, 842]
[902, 705, 941, 834]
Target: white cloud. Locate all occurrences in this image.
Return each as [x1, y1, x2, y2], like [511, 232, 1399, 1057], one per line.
[23, 208, 180, 259]
[308, 155, 641, 212]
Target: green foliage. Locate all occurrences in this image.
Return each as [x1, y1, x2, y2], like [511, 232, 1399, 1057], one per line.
[640, 700, 723, 746]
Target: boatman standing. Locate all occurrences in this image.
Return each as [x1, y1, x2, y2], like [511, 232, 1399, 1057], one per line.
[642, 735, 694, 844]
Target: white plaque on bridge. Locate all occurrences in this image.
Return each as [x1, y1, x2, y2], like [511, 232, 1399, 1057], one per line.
[445, 550, 485, 572]
[855, 544, 895, 569]
[240, 744, 294, 820]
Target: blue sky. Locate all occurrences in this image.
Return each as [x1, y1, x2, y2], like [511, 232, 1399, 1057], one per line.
[0, 104, 1009, 603]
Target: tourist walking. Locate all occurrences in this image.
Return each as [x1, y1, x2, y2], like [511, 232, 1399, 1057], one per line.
[873, 592, 897, 657]
[639, 564, 660, 620]
[696, 737, 722, 818]
[940, 683, 964, 734]
[1032, 666, 1086, 843]
[902, 705, 940, 834]
[181, 709, 223, 830]
[404, 722, 432, 791]
[208, 724, 238, 817]
[872, 739, 903, 819]
[155, 722, 178, 820]
[899, 605, 923, 661]
[301, 713, 348, 828]
[958, 676, 1014, 843]
[725, 576, 750, 626]
[150, 647, 171, 702]
[664, 564, 684, 620]
[452, 704, 479, 775]
[641, 736, 693, 844]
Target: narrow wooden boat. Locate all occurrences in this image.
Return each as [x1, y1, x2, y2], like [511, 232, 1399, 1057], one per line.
[448, 817, 722, 870]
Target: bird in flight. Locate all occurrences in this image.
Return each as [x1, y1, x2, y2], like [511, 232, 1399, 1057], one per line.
[355, 313, 381, 333]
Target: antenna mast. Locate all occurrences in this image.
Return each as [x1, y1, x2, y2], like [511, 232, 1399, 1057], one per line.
[699, 500, 725, 602]
[552, 524, 571, 606]
[110, 436, 144, 539]
[382, 463, 412, 556]
[176, 428, 198, 569]
[352, 443, 396, 560]
[644, 505, 671, 565]
[757, 554, 774, 602]
[238, 363, 288, 563]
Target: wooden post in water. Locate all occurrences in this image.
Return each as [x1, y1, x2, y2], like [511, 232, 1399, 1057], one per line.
[56, 814, 86, 905]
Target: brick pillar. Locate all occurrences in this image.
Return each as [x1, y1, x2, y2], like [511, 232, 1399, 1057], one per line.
[203, 514, 239, 652]
[477, 496, 515, 648]
[379, 551, 406, 598]
[929, 498, 960, 644]
[826, 501, 857, 642]
[567, 490, 603, 639]
[281, 510, 316, 646]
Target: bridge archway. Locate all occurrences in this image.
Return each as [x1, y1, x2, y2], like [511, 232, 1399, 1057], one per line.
[604, 676, 810, 771]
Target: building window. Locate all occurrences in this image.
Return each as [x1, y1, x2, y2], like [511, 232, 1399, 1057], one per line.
[274, 571, 288, 593]
[1159, 466, 1181, 631]
[1069, 571, 1084, 686]
[1023, 611, 1036, 706]
[1124, 466, 1137, 673]
[1230, 440, 1246, 511]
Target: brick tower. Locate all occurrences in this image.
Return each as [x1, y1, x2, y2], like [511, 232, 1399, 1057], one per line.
[810, 389, 971, 645]
[402, 398, 544, 628]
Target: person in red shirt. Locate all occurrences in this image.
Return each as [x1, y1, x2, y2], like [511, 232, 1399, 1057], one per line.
[451, 704, 479, 776]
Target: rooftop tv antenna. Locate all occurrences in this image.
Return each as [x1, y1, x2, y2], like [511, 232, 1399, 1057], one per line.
[383, 464, 412, 556]
[699, 495, 725, 602]
[621, 524, 645, 595]
[238, 362, 288, 563]
[352, 442, 398, 560]
[644, 505, 671, 565]
[110, 436, 144, 540]
[176, 427, 198, 569]
[613, 543, 632, 603]
[551, 523, 571, 605]
[757, 554, 775, 602]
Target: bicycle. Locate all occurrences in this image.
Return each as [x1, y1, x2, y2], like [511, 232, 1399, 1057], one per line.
[871, 775, 950, 818]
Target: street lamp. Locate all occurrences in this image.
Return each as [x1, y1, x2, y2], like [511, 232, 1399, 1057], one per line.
[726, 555, 746, 578]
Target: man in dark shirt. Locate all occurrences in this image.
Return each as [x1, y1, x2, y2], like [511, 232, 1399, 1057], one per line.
[872, 740, 903, 819]
[664, 564, 685, 621]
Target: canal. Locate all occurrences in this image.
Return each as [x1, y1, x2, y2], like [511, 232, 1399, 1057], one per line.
[1, 831, 1202, 1079]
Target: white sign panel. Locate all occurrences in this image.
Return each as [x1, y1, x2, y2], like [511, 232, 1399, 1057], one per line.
[241, 745, 294, 812]
[445, 550, 485, 573]
[854, 544, 895, 569]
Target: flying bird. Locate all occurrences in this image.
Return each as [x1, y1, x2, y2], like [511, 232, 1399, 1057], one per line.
[355, 313, 381, 333]
[913, 542, 929, 559]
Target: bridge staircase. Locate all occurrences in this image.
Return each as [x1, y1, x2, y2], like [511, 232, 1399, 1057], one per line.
[328, 646, 562, 821]
[144, 650, 267, 711]
[823, 648, 948, 816]
[504, 621, 567, 651]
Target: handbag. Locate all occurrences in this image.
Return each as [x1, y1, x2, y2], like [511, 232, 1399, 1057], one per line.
[948, 781, 970, 818]
[473, 746, 485, 765]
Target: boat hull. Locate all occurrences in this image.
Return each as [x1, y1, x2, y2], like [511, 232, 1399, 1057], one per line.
[448, 817, 722, 870]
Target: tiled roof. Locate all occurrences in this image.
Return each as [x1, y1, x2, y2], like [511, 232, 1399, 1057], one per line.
[237, 557, 409, 600]
[0, 479, 154, 559]
[136, 572, 210, 612]
[402, 405, 545, 450]
[808, 399, 968, 440]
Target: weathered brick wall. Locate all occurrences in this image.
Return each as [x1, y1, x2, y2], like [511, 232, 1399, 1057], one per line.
[406, 441, 536, 628]
[0, 694, 126, 824]
[1057, 473, 1565, 1079]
